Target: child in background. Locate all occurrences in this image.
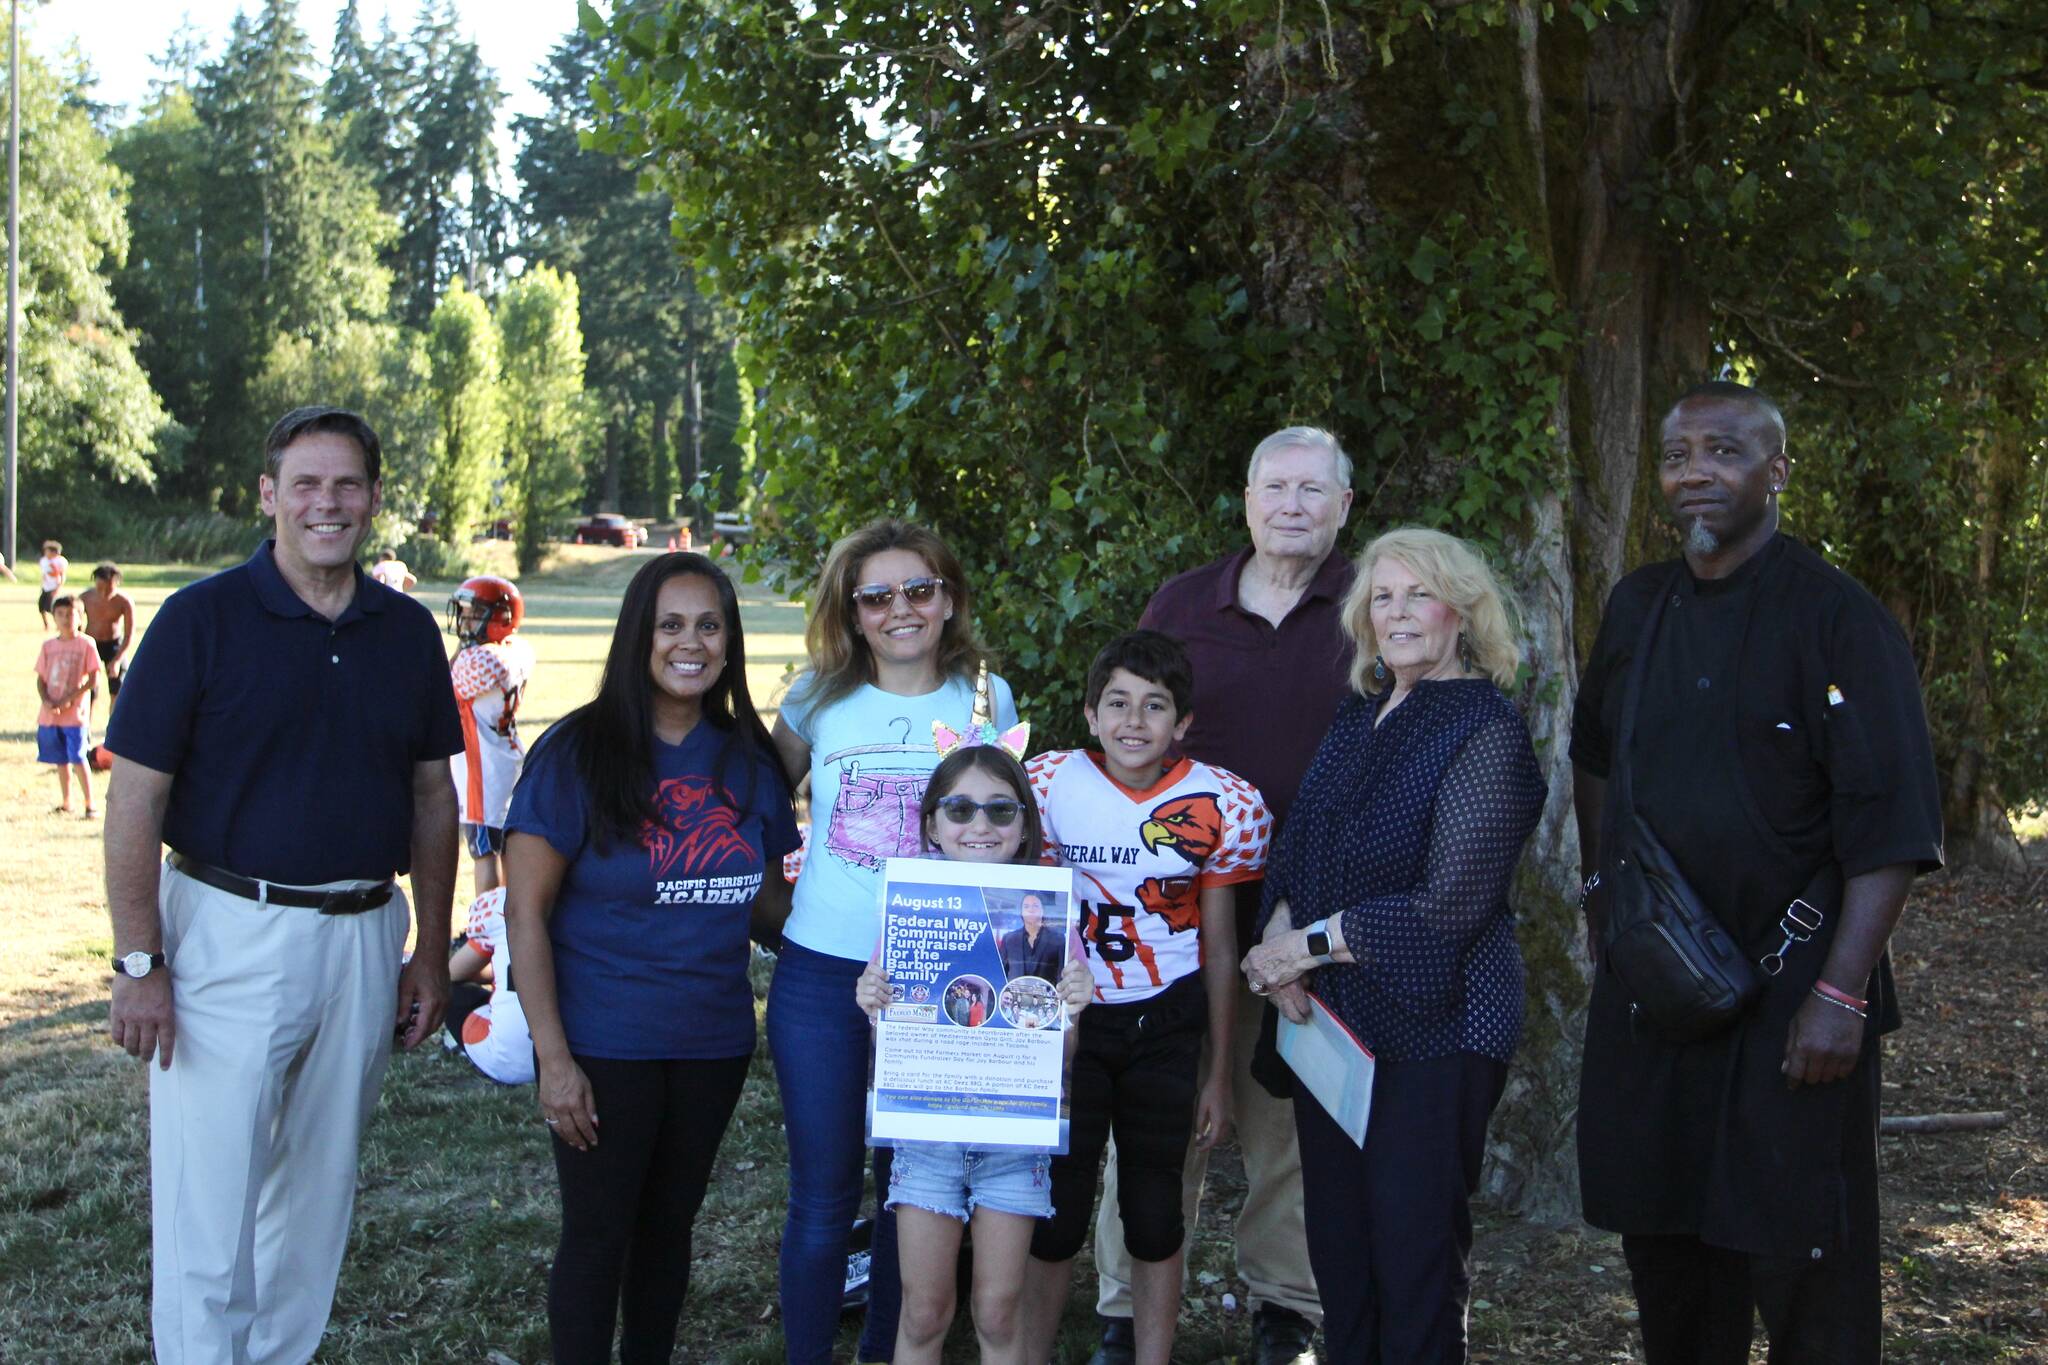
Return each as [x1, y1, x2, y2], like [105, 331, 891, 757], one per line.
[447, 575, 535, 895]
[1020, 630, 1272, 1365]
[35, 594, 101, 816]
[36, 540, 68, 630]
[855, 738, 1092, 1365]
[443, 886, 535, 1085]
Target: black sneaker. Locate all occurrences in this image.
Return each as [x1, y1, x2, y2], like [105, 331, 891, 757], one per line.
[1084, 1314, 1136, 1365]
[1252, 1303, 1318, 1365]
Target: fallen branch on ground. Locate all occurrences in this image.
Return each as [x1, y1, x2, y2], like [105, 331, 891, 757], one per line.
[1880, 1111, 2010, 1135]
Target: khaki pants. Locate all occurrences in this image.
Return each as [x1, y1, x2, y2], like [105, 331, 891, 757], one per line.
[1093, 976, 1321, 1321]
[150, 862, 408, 1364]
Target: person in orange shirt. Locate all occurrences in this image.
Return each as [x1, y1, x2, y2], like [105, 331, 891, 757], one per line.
[447, 576, 535, 895]
[34, 594, 101, 815]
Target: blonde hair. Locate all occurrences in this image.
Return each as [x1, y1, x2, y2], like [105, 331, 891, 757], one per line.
[794, 517, 988, 713]
[1342, 527, 1523, 693]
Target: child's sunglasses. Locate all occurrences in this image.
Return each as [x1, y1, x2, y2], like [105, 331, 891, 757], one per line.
[934, 795, 1024, 828]
[850, 576, 946, 612]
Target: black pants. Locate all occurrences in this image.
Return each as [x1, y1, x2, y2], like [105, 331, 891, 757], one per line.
[1620, 1048, 1884, 1365]
[1294, 1051, 1506, 1363]
[549, 1052, 751, 1364]
[1031, 977, 1205, 1264]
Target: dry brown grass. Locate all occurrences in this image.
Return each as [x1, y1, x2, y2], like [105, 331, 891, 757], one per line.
[1, 554, 2042, 1362]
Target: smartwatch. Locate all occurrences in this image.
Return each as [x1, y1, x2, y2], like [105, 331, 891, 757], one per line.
[1305, 920, 1336, 966]
[112, 951, 166, 978]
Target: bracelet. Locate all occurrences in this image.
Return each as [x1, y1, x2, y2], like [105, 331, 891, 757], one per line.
[1809, 986, 1868, 1019]
[1812, 979, 1868, 1012]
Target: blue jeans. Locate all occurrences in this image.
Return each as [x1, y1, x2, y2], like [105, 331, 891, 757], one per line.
[766, 941, 900, 1362]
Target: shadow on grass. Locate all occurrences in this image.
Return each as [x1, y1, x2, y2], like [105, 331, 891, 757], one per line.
[0, 998, 106, 1044]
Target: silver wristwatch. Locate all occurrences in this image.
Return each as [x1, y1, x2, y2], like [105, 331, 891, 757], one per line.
[112, 951, 166, 978]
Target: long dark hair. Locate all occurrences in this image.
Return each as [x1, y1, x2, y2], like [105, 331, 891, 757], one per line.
[917, 746, 1044, 867]
[535, 552, 788, 848]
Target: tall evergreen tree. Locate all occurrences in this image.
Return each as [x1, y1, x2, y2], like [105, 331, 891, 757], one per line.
[388, 0, 506, 326]
[496, 265, 593, 572]
[324, 0, 407, 203]
[177, 0, 392, 510]
[515, 26, 722, 519]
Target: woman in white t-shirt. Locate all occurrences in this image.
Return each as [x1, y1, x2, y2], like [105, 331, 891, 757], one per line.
[766, 518, 1019, 1365]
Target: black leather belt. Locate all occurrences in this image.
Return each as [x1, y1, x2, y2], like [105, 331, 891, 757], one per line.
[168, 851, 394, 915]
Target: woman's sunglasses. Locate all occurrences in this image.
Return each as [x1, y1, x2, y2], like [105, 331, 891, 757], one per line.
[851, 576, 946, 612]
[934, 795, 1024, 828]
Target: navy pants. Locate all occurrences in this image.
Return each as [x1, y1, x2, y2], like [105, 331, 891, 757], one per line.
[1294, 1052, 1506, 1363]
[766, 941, 900, 1362]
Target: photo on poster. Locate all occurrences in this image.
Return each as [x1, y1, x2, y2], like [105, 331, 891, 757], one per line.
[868, 857, 1079, 1150]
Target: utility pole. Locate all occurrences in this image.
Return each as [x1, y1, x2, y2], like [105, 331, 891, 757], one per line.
[4, 0, 18, 576]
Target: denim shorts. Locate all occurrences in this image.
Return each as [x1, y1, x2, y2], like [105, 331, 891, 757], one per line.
[884, 1140, 1052, 1222]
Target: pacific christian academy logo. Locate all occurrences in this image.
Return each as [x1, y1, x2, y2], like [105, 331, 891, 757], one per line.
[641, 775, 755, 878]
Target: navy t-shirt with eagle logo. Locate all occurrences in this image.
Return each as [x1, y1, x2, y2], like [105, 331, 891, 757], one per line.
[508, 720, 799, 1060]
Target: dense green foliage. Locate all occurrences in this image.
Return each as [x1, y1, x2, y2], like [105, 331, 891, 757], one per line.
[424, 279, 505, 542]
[1662, 1, 2048, 836]
[497, 265, 595, 571]
[3, 19, 172, 539]
[594, 0, 1605, 737]
[515, 27, 745, 524]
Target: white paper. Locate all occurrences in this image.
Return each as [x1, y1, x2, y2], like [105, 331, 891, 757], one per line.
[1277, 991, 1376, 1147]
[868, 858, 1077, 1149]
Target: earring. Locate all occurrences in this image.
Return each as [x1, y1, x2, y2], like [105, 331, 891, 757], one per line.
[1458, 632, 1475, 673]
[1370, 654, 1391, 689]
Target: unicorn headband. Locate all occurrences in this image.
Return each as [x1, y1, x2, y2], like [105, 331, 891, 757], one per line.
[934, 660, 1030, 759]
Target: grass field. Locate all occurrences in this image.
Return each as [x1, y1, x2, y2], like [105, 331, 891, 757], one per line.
[1, 547, 2041, 1362]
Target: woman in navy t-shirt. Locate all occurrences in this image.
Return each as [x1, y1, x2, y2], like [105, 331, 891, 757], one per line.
[504, 552, 798, 1365]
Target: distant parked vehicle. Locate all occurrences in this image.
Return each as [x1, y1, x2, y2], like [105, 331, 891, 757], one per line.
[571, 513, 647, 547]
[712, 511, 754, 545]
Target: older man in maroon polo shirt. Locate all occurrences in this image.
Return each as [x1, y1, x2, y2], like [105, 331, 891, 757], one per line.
[1084, 426, 1355, 1365]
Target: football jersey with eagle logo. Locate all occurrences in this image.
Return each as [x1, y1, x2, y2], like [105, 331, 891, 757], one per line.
[450, 637, 536, 827]
[1027, 750, 1272, 1004]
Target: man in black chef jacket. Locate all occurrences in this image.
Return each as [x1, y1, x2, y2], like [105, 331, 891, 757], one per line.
[1571, 381, 1944, 1362]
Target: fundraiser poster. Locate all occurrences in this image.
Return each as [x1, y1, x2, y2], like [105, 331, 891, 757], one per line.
[869, 857, 1076, 1149]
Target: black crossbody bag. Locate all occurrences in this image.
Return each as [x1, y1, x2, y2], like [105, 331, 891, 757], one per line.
[1598, 572, 1763, 1041]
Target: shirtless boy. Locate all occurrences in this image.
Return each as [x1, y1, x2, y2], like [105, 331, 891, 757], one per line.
[80, 564, 136, 699]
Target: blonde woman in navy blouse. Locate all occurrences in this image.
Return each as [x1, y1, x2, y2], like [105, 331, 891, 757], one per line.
[1240, 527, 1543, 1363]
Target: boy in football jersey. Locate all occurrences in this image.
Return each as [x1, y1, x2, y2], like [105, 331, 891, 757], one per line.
[1021, 630, 1272, 1365]
[447, 576, 535, 895]
[443, 886, 534, 1085]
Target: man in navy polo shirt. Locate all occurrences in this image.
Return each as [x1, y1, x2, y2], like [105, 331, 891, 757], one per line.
[103, 406, 463, 1365]
[1084, 426, 1356, 1365]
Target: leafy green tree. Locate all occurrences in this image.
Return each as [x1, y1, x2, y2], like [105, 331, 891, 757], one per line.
[495, 265, 593, 572]
[600, 0, 2048, 1214]
[247, 319, 437, 541]
[5, 17, 174, 532]
[424, 279, 504, 542]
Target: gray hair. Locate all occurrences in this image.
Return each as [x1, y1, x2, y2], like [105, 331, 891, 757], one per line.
[1247, 426, 1353, 490]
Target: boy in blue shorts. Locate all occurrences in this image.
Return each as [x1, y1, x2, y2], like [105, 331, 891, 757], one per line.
[34, 594, 101, 816]
[1021, 630, 1273, 1365]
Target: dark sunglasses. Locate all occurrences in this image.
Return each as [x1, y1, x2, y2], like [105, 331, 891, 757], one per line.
[851, 576, 946, 612]
[934, 795, 1024, 828]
